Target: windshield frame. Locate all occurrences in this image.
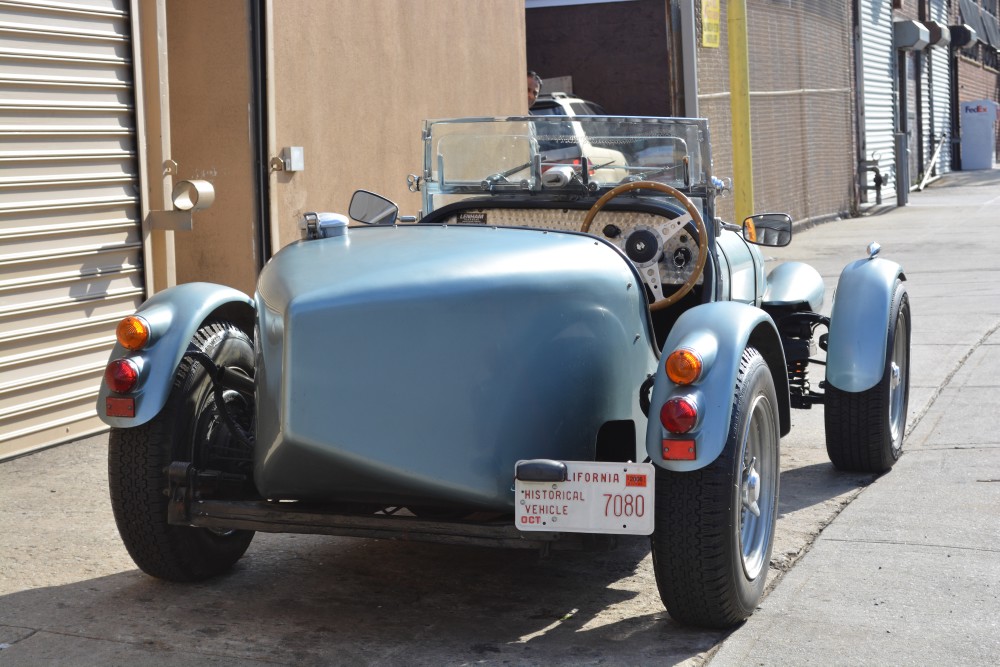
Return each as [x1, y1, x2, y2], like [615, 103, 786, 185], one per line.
[420, 115, 714, 215]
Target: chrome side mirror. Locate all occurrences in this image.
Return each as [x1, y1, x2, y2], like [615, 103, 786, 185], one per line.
[743, 213, 792, 247]
[349, 190, 398, 225]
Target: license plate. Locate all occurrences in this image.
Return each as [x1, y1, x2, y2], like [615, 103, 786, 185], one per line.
[515, 461, 655, 535]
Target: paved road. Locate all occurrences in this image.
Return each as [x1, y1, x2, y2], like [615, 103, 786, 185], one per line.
[1, 169, 997, 666]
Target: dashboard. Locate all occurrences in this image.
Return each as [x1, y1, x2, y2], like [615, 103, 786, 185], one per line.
[433, 206, 703, 302]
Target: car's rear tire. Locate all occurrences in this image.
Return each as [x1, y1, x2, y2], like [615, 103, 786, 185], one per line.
[108, 320, 255, 581]
[825, 280, 910, 472]
[651, 347, 780, 628]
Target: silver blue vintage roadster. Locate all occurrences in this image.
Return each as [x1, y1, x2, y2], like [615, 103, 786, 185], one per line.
[97, 115, 910, 629]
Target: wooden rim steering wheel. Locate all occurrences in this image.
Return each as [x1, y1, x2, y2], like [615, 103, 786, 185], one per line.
[581, 180, 709, 311]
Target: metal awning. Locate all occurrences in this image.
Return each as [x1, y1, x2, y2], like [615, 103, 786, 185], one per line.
[960, 0, 999, 48]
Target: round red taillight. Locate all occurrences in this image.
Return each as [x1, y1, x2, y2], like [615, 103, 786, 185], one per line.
[105, 359, 139, 394]
[660, 397, 698, 434]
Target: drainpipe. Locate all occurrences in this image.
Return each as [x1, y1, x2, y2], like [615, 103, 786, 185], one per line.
[728, 0, 754, 223]
[892, 20, 930, 206]
[896, 49, 910, 207]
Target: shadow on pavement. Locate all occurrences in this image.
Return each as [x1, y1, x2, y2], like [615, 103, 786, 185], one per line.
[777, 462, 875, 516]
[0, 532, 724, 665]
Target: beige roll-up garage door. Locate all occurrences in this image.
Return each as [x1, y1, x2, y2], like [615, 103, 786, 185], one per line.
[0, 0, 142, 459]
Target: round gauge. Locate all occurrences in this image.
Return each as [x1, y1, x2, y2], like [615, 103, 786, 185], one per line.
[672, 246, 692, 268]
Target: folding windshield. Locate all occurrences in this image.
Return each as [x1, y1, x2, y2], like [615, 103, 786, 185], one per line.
[421, 116, 712, 214]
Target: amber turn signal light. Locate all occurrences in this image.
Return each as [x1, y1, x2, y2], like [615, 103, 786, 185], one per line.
[116, 316, 150, 351]
[665, 348, 702, 385]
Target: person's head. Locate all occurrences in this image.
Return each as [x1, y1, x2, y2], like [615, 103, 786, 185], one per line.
[527, 71, 542, 106]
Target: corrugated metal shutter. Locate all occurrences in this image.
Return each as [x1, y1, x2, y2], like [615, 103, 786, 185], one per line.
[858, 0, 897, 201]
[0, 0, 142, 459]
[923, 0, 952, 177]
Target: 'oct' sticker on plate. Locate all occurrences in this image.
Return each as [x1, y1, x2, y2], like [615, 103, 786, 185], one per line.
[515, 461, 655, 535]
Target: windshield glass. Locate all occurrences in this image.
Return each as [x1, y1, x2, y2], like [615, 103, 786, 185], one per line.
[421, 116, 711, 214]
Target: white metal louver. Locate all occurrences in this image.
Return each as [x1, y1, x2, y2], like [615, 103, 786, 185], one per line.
[0, 0, 142, 459]
[858, 0, 898, 202]
[922, 0, 952, 178]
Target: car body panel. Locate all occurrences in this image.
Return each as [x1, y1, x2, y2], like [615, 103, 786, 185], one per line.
[825, 257, 905, 392]
[96, 282, 254, 427]
[763, 261, 825, 311]
[645, 301, 785, 471]
[716, 230, 759, 304]
[253, 224, 658, 509]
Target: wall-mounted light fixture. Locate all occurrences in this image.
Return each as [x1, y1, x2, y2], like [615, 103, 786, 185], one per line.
[148, 180, 216, 231]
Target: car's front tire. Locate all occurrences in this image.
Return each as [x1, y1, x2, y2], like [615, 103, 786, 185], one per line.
[108, 320, 255, 581]
[825, 279, 910, 472]
[651, 347, 780, 628]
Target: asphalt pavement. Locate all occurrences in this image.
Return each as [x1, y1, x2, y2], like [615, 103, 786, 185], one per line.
[709, 167, 1000, 665]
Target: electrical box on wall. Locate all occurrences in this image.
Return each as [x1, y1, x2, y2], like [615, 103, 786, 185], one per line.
[281, 146, 304, 172]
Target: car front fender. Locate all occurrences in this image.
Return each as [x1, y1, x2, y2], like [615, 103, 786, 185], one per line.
[96, 282, 255, 427]
[826, 257, 905, 393]
[646, 301, 789, 472]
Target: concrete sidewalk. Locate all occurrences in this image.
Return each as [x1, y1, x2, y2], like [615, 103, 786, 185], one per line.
[710, 170, 1000, 666]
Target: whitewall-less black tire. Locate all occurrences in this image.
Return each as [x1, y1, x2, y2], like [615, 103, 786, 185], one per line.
[825, 280, 910, 472]
[108, 321, 255, 581]
[651, 347, 780, 628]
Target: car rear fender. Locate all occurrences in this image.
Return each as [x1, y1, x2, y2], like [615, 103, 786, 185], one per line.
[826, 257, 906, 393]
[96, 282, 255, 427]
[646, 301, 789, 472]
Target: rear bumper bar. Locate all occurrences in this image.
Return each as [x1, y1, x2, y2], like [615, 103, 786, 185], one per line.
[179, 497, 619, 552]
